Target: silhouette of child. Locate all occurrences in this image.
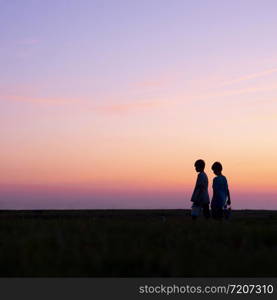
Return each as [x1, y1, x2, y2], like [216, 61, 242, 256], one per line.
[190, 159, 210, 220]
[211, 162, 231, 220]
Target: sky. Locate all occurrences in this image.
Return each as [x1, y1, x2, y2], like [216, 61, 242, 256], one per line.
[0, 0, 277, 209]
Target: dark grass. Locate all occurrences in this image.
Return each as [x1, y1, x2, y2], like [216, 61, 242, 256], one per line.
[1, 209, 277, 277]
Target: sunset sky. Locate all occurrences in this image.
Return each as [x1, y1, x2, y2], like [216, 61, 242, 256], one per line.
[1, 0, 277, 209]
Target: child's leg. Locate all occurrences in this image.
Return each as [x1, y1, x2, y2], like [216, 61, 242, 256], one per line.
[191, 204, 200, 220]
[202, 203, 210, 219]
[218, 207, 223, 220]
[223, 206, 228, 219]
[211, 204, 216, 219]
[211, 205, 220, 220]
[213, 207, 223, 220]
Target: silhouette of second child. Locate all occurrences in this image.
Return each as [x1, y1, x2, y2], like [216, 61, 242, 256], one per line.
[190, 159, 210, 219]
[211, 162, 231, 220]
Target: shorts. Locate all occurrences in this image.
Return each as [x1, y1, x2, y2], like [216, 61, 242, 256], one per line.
[191, 203, 210, 218]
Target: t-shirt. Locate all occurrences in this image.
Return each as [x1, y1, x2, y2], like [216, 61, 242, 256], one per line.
[191, 172, 210, 205]
[211, 175, 229, 208]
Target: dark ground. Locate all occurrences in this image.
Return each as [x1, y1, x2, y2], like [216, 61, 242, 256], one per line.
[0, 209, 277, 277]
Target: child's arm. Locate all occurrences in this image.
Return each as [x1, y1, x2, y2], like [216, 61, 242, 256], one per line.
[192, 174, 207, 204]
[227, 187, 231, 205]
[196, 173, 207, 192]
[191, 175, 204, 203]
[191, 184, 201, 202]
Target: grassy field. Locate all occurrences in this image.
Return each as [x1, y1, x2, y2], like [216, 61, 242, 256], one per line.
[0, 209, 277, 277]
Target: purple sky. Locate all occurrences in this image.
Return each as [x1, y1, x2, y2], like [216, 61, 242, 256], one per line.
[1, 0, 277, 209]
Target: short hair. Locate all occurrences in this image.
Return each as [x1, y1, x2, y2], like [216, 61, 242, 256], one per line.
[212, 162, 223, 171]
[194, 159, 205, 169]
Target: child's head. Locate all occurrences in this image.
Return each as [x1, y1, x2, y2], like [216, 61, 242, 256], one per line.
[211, 161, 223, 175]
[194, 159, 205, 172]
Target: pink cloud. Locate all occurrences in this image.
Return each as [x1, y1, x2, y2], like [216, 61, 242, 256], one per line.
[134, 79, 168, 88]
[221, 67, 277, 86]
[92, 99, 171, 114]
[1, 94, 80, 105]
